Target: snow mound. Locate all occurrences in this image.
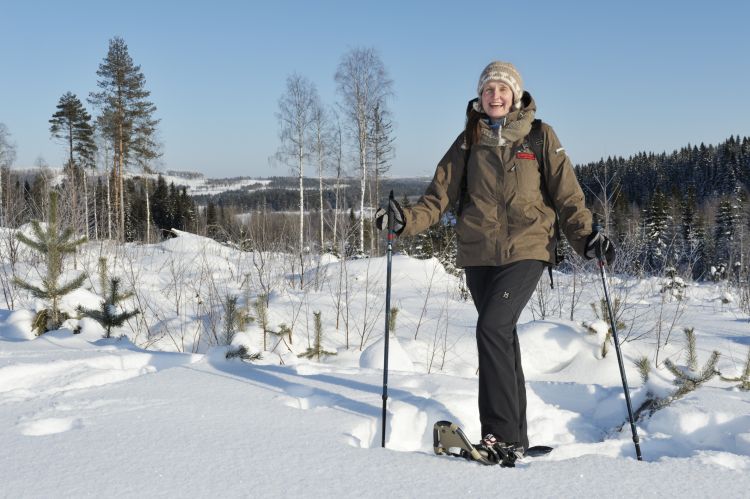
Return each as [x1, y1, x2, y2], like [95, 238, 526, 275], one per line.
[360, 335, 415, 372]
[518, 320, 598, 376]
[0, 309, 36, 340]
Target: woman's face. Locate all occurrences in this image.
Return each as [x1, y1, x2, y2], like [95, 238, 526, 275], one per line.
[481, 81, 514, 119]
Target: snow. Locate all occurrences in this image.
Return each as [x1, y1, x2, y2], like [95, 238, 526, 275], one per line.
[1, 231, 750, 496]
[360, 334, 416, 372]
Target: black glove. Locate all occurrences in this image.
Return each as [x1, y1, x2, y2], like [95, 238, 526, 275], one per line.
[585, 231, 615, 265]
[374, 198, 405, 234]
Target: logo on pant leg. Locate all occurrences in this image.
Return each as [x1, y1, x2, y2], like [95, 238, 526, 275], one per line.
[503, 291, 510, 299]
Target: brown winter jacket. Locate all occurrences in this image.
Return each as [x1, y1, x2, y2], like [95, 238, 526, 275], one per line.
[401, 92, 592, 268]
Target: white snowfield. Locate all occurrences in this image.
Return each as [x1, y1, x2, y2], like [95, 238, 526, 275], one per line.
[1, 231, 749, 497]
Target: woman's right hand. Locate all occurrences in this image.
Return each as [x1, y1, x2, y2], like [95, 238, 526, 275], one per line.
[374, 198, 405, 234]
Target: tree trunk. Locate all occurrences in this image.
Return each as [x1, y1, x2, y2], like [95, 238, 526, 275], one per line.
[359, 142, 366, 254]
[298, 152, 304, 288]
[83, 169, 89, 239]
[92, 177, 98, 240]
[145, 180, 151, 243]
[106, 167, 112, 240]
[319, 162, 324, 251]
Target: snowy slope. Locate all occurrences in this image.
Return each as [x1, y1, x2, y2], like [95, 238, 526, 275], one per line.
[1, 231, 749, 497]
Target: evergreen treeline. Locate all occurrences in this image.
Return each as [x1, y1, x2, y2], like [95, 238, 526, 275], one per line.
[575, 136, 750, 279]
[0, 168, 196, 242]
[577, 136, 750, 206]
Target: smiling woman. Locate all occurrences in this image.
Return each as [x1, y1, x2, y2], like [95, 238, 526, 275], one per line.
[374, 59, 613, 466]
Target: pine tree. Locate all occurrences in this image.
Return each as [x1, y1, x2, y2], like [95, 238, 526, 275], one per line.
[222, 294, 240, 346]
[298, 311, 336, 361]
[720, 347, 750, 391]
[663, 327, 720, 400]
[49, 93, 97, 170]
[89, 36, 160, 240]
[78, 277, 139, 338]
[14, 191, 87, 334]
[255, 294, 269, 351]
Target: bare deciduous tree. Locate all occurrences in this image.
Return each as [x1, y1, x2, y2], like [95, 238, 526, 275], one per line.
[310, 100, 332, 253]
[0, 123, 17, 228]
[335, 47, 393, 254]
[276, 73, 319, 287]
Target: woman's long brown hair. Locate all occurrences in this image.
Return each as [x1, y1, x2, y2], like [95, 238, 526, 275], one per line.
[464, 98, 483, 146]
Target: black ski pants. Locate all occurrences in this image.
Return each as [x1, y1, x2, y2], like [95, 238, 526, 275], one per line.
[465, 260, 544, 449]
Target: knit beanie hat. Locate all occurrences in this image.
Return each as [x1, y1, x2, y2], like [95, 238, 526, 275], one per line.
[475, 61, 523, 110]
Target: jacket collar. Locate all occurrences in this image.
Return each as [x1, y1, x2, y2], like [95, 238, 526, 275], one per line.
[478, 91, 536, 147]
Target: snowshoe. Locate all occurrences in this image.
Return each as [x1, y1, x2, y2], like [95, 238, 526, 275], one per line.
[433, 421, 553, 467]
[433, 421, 495, 465]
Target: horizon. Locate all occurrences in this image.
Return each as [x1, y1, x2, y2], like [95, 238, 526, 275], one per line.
[2, 0, 748, 180]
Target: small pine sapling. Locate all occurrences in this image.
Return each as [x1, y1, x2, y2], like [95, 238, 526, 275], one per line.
[14, 191, 87, 334]
[632, 356, 670, 420]
[268, 323, 293, 352]
[255, 293, 269, 351]
[223, 294, 240, 346]
[635, 356, 651, 383]
[663, 327, 720, 400]
[388, 306, 398, 335]
[78, 278, 139, 338]
[720, 347, 750, 391]
[225, 345, 262, 362]
[298, 311, 336, 361]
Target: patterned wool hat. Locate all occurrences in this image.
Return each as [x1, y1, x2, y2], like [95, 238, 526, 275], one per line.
[475, 61, 523, 110]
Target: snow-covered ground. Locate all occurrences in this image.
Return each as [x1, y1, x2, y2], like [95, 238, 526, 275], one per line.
[1, 231, 749, 497]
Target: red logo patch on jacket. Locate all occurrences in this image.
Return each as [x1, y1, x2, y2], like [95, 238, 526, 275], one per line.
[516, 152, 536, 160]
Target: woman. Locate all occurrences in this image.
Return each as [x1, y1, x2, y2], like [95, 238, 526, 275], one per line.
[376, 61, 614, 465]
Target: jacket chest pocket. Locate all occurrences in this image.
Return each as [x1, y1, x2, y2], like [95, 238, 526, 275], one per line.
[508, 157, 543, 204]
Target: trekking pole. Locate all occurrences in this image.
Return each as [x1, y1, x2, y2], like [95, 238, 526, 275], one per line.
[593, 221, 643, 461]
[381, 190, 395, 448]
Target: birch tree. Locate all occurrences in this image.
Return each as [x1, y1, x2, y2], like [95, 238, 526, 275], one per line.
[0, 123, 17, 227]
[335, 47, 393, 254]
[329, 109, 345, 253]
[369, 102, 395, 253]
[310, 100, 332, 251]
[276, 73, 318, 286]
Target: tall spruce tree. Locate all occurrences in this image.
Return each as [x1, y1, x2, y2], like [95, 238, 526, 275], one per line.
[644, 189, 673, 272]
[14, 191, 87, 334]
[89, 36, 160, 241]
[714, 196, 743, 272]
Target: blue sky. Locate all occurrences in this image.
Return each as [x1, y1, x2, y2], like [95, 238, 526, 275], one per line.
[1, 0, 748, 179]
